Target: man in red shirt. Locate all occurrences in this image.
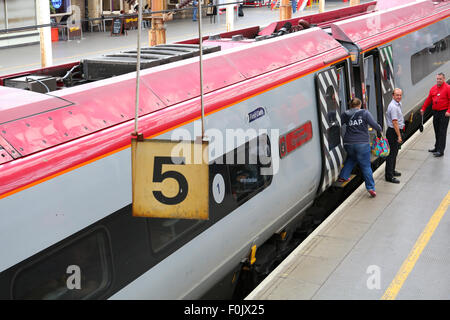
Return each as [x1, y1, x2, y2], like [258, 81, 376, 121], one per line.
[420, 73, 450, 157]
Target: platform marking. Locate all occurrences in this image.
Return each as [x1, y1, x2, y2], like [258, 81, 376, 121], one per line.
[381, 190, 450, 300]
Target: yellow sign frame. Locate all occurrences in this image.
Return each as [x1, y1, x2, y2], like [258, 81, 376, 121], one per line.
[131, 137, 209, 220]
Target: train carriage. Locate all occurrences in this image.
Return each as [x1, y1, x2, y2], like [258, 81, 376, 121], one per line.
[0, 0, 449, 299]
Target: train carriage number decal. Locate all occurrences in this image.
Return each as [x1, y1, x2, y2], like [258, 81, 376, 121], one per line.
[279, 121, 313, 159]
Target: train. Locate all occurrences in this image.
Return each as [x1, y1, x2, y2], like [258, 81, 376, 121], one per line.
[0, 0, 449, 299]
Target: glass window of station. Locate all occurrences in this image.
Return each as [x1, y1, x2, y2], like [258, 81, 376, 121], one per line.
[0, 0, 37, 29]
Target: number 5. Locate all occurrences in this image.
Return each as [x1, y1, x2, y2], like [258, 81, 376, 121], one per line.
[153, 156, 189, 205]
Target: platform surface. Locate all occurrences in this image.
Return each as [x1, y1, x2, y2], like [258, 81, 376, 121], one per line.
[246, 120, 450, 300]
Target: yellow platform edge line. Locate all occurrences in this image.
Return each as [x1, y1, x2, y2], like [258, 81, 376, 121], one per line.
[381, 190, 450, 300]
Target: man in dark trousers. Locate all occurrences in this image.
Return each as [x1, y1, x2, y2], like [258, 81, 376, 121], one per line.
[385, 88, 405, 184]
[420, 73, 450, 157]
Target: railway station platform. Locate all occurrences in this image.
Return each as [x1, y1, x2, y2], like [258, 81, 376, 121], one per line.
[246, 119, 450, 300]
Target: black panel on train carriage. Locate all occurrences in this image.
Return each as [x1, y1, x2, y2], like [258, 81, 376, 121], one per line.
[9, 228, 113, 300]
[147, 134, 273, 255]
[82, 44, 221, 80]
[216, 134, 273, 206]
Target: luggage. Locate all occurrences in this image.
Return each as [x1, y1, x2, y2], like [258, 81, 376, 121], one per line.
[371, 135, 390, 158]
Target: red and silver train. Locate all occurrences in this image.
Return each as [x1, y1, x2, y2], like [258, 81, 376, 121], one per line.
[0, 0, 449, 299]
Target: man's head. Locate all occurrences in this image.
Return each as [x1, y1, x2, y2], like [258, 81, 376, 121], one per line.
[437, 73, 445, 87]
[393, 88, 403, 103]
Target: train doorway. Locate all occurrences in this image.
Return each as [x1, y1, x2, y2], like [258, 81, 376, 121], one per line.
[364, 55, 379, 124]
[377, 45, 395, 131]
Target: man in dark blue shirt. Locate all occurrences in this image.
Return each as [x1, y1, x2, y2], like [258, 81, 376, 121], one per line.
[339, 98, 382, 197]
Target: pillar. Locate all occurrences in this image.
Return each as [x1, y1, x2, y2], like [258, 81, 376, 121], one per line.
[319, 0, 325, 13]
[149, 0, 166, 46]
[36, 0, 52, 68]
[280, 0, 292, 21]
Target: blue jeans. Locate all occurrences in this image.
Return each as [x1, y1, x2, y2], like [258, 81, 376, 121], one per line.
[291, 0, 297, 13]
[193, 7, 198, 21]
[339, 143, 375, 191]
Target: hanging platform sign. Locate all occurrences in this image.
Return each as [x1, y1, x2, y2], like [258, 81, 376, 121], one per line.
[51, 0, 62, 9]
[131, 138, 209, 220]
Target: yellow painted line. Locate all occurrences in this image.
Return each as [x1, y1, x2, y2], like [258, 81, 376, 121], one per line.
[381, 190, 450, 300]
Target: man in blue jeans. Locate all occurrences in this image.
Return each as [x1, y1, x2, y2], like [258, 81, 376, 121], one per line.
[192, 0, 198, 21]
[338, 98, 382, 198]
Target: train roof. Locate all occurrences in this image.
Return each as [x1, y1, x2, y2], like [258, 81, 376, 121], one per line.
[0, 27, 346, 162]
[0, 86, 71, 124]
[331, 0, 450, 51]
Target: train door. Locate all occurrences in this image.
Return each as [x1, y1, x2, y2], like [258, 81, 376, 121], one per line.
[364, 55, 379, 122]
[336, 65, 349, 111]
[315, 66, 347, 193]
[377, 45, 395, 129]
[363, 46, 395, 130]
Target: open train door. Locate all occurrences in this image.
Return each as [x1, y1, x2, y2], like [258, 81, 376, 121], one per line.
[377, 45, 395, 129]
[315, 67, 345, 193]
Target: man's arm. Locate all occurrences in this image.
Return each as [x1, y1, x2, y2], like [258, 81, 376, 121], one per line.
[447, 85, 450, 117]
[420, 89, 433, 115]
[365, 111, 382, 132]
[392, 120, 402, 143]
[341, 112, 348, 126]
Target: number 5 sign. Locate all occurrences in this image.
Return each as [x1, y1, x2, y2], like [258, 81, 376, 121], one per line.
[131, 138, 209, 220]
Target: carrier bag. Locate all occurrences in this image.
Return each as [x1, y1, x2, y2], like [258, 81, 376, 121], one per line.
[371, 136, 390, 158]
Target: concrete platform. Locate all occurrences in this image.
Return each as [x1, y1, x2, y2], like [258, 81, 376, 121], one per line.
[246, 119, 450, 300]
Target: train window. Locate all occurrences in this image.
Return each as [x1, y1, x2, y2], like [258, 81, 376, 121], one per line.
[228, 134, 273, 204]
[147, 135, 272, 252]
[324, 85, 341, 150]
[327, 126, 341, 150]
[336, 67, 349, 111]
[12, 229, 112, 300]
[148, 218, 203, 253]
[364, 55, 378, 122]
[411, 35, 450, 84]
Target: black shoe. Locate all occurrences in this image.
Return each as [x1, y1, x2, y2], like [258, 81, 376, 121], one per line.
[428, 148, 437, 153]
[385, 177, 400, 184]
[433, 151, 444, 157]
[394, 171, 401, 177]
